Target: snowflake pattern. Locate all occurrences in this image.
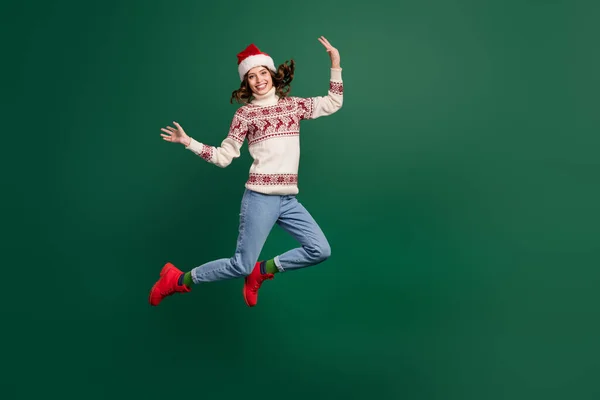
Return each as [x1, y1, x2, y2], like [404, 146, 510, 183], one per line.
[330, 81, 343, 95]
[200, 144, 214, 161]
[247, 173, 298, 186]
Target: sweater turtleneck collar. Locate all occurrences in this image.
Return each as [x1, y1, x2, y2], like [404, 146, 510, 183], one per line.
[250, 86, 278, 107]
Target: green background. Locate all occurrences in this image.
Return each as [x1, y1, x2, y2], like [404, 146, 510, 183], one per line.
[3, 0, 599, 399]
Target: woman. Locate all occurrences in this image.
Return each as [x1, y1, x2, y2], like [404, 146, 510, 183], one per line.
[150, 36, 344, 307]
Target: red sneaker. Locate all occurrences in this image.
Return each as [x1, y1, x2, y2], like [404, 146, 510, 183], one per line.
[149, 262, 191, 306]
[243, 261, 274, 307]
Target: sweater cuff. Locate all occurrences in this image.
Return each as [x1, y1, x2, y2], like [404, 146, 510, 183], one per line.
[185, 137, 200, 151]
[330, 68, 342, 81]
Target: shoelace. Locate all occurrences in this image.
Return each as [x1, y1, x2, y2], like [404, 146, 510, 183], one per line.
[252, 275, 273, 291]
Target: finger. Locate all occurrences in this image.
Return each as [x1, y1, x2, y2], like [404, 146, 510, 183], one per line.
[166, 126, 176, 132]
[319, 38, 333, 51]
[160, 128, 173, 134]
[160, 133, 172, 139]
[173, 121, 181, 127]
[320, 36, 332, 47]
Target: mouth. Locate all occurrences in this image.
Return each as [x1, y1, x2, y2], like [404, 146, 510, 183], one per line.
[256, 83, 267, 90]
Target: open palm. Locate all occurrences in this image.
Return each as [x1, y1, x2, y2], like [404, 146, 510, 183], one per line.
[318, 36, 340, 68]
[160, 121, 190, 145]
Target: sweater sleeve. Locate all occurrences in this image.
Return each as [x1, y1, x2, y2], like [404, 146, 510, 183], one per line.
[184, 110, 248, 168]
[296, 68, 344, 120]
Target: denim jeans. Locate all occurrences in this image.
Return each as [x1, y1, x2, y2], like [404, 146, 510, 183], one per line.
[191, 189, 331, 283]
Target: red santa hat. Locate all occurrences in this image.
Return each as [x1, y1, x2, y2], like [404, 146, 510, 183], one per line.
[237, 44, 276, 81]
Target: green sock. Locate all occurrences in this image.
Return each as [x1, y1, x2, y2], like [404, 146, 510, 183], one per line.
[265, 259, 278, 274]
[183, 272, 194, 287]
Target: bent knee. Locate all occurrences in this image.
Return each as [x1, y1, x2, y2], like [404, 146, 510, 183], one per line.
[320, 242, 331, 261]
[230, 256, 255, 275]
[307, 241, 331, 263]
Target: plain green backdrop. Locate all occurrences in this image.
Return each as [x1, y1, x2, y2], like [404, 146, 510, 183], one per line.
[2, 0, 599, 399]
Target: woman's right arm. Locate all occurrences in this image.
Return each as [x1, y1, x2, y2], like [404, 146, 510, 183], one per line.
[162, 112, 248, 168]
[185, 134, 243, 168]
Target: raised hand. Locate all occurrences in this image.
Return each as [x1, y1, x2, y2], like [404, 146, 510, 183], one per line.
[318, 36, 340, 69]
[160, 121, 191, 146]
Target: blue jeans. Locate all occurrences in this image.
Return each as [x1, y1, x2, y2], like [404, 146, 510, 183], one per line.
[191, 189, 331, 283]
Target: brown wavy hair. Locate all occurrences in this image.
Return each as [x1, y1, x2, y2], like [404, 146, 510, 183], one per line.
[230, 59, 295, 104]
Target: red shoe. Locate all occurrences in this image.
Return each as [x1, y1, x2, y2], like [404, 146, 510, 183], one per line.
[149, 262, 191, 306]
[243, 261, 274, 307]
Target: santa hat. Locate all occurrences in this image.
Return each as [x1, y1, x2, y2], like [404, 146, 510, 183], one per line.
[237, 44, 276, 81]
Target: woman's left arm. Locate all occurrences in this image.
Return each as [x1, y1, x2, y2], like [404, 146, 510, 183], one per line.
[297, 37, 344, 120]
[319, 36, 341, 69]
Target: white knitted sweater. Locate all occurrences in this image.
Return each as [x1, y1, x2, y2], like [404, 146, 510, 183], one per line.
[185, 68, 344, 195]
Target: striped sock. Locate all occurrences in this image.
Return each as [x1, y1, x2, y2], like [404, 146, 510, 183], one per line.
[178, 272, 194, 288]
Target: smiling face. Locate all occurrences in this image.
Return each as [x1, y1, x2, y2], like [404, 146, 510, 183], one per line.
[247, 66, 273, 96]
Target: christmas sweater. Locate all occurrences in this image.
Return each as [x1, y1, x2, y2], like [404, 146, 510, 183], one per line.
[185, 68, 344, 195]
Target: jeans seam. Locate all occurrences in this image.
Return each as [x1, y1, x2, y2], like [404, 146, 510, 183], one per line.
[196, 266, 230, 277]
[238, 190, 251, 251]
